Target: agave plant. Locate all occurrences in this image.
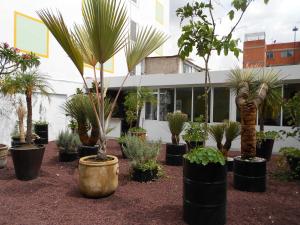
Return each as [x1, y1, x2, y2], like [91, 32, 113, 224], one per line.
[228, 67, 281, 159]
[209, 120, 240, 156]
[38, 0, 168, 159]
[167, 111, 188, 145]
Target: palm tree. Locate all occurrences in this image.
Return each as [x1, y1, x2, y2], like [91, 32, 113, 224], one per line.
[228, 67, 281, 159]
[38, 0, 168, 159]
[1, 71, 52, 144]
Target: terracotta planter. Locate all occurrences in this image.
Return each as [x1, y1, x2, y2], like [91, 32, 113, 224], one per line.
[0, 144, 8, 169]
[79, 155, 119, 198]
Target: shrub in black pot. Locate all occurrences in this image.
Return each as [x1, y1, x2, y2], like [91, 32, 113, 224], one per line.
[279, 147, 300, 179]
[122, 135, 162, 182]
[182, 116, 206, 151]
[166, 111, 188, 166]
[209, 120, 241, 172]
[56, 130, 81, 162]
[117, 135, 127, 158]
[256, 131, 280, 161]
[183, 147, 227, 225]
[34, 121, 49, 144]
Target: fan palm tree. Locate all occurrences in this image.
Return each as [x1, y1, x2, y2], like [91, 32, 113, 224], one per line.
[1, 71, 52, 144]
[228, 67, 281, 159]
[37, 0, 168, 159]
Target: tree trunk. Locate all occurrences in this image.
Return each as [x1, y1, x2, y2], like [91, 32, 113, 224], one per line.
[204, 60, 209, 146]
[25, 93, 32, 144]
[240, 102, 257, 159]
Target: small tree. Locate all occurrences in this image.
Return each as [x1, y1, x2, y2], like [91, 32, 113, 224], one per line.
[176, 0, 269, 142]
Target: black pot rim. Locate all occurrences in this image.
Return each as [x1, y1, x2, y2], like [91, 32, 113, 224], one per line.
[10, 144, 45, 151]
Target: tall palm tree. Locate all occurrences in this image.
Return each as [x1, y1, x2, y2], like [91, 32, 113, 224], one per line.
[37, 0, 168, 159]
[228, 67, 281, 159]
[1, 71, 52, 144]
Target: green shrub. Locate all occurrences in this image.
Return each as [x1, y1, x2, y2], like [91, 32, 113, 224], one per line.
[279, 147, 300, 158]
[183, 116, 206, 142]
[128, 127, 146, 133]
[122, 135, 161, 171]
[167, 111, 188, 144]
[279, 147, 300, 179]
[184, 147, 226, 166]
[256, 131, 280, 141]
[56, 130, 81, 153]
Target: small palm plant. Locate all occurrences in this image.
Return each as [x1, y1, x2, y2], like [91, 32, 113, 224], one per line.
[1, 70, 52, 144]
[228, 67, 281, 159]
[38, 0, 168, 159]
[209, 120, 240, 157]
[167, 112, 188, 145]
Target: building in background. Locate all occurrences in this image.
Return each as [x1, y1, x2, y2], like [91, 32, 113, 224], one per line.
[243, 32, 300, 68]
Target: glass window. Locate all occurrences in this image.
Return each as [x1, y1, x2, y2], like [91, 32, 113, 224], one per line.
[176, 88, 192, 120]
[266, 51, 273, 59]
[183, 63, 192, 73]
[213, 87, 230, 122]
[283, 83, 300, 126]
[130, 20, 137, 41]
[159, 88, 174, 121]
[193, 87, 210, 121]
[145, 91, 157, 120]
[281, 50, 294, 58]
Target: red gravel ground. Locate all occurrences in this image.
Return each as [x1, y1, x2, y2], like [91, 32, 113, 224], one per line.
[0, 140, 299, 225]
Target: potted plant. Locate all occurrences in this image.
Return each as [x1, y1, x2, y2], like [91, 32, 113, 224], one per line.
[117, 135, 127, 158]
[34, 121, 49, 144]
[38, 0, 167, 198]
[56, 130, 81, 162]
[228, 67, 281, 192]
[279, 147, 300, 179]
[183, 147, 226, 225]
[122, 135, 161, 182]
[256, 131, 280, 161]
[2, 69, 52, 180]
[125, 87, 156, 139]
[166, 111, 188, 166]
[183, 116, 206, 151]
[209, 120, 241, 171]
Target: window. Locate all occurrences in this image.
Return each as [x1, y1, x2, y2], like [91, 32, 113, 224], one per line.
[281, 50, 294, 58]
[266, 51, 274, 59]
[176, 88, 192, 120]
[213, 87, 230, 122]
[14, 11, 49, 58]
[145, 91, 158, 120]
[155, 1, 164, 24]
[183, 63, 192, 73]
[193, 87, 210, 121]
[283, 83, 300, 126]
[159, 89, 174, 121]
[130, 20, 137, 41]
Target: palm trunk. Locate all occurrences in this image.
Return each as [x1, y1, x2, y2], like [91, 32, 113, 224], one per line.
[25, 92, 32, 144]
[240, 102, 257, 159]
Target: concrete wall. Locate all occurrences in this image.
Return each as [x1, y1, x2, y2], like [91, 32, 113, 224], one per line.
[145, 57, 180, 74]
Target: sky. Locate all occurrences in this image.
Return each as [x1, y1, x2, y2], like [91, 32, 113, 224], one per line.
[168, 0, 300, 70]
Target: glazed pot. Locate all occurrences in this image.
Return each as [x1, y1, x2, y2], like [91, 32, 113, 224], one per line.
[78, 145, 98, 158]
[132, 167, 158, 182]
[10, 144, 45, 180]
[79, 155, 119, 198]
[0, 144, 8, 169]
[233, 156, 266, 192]
[183, 158, 227, 225]
[165, 143, 186, 166]
[256, 139, 274, 161]
[34, 124, 48, 144]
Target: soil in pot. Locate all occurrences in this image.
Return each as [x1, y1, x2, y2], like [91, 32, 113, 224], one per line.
[183, 158, 227, 225]
[10, 144, 45, 181]
[186, 141, 204, 152]
[0, 144, 8, 169]
[132, 167, 158, 182]
[79, 155, 119, 198]
[166, 143, 186, 166]
[233, 156, 266, 192]
[256, 139, 274, 161]
[78, 145, 98, 158]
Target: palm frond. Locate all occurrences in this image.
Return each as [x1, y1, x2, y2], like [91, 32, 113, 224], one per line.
[224, 120, 240, 142]
[208, 124, 224, 147]
[125, 26, 169, 72]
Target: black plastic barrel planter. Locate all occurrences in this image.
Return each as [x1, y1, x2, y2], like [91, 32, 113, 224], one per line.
[59, 152, 78, 162]
[78, 145, 98, 158]
[183, 158, 227, 225]
[34, 124, 48, 144]
[233, 156, 266, 192]
[166, 143, 186, 166]
[132, 167, 158, 182]
[227, 157, 234, 172]
[10, 144, 45, 180]
[256, 139, 274, 161]
[186, 141, 204, 151]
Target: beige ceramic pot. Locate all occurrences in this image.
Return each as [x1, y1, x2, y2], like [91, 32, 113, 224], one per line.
[0, 144, 8, 169]
[79, 155, 119, 198]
